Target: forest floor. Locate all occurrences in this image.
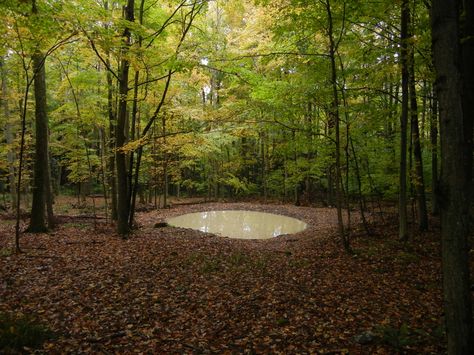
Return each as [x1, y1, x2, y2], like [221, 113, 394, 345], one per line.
[0, 199, 448, 354]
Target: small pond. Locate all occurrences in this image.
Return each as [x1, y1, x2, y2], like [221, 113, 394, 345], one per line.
[166, 210, 307, 239]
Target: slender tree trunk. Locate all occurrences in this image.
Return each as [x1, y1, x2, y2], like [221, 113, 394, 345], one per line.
[338, 53, 352, 232]
[99, 127, 109, 222]
[326, 0, 349, 252]
[162, 113, 168, 208]
[431, 0, 474, 353]
[408, 16, 428, 230]
[14, 86, 30, 253]
[129, 71, 172, 222]
[261, 131, 268, 201]
[1, 59, 17, 211]
[28, 1, 54, 231]
[103, 1, 117, 221]
[461, 0, 474, 197]
[115, 0, 135, 236]
[350, 138, 370, 235]
[430, 94, 439, 215]
[399, 0, 409, 241]
[45, 138, 54, 228]
[127, 0, 145, 228]
[421, 80, 427, 139]
[127, 69, 140, 227]
[28, 52, 51, 233]
[106, 60, 118, 221]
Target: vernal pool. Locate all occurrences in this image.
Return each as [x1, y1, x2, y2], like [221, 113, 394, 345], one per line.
[166, 210, 307, 239]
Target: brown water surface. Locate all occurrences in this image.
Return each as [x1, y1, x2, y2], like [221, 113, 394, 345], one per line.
[166, 210, 307, 239]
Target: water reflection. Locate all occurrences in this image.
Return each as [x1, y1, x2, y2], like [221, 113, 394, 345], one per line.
[167, 210, 307, 239]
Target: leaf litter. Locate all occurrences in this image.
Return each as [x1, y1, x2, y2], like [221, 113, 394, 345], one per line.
[0, 202, 447, 353]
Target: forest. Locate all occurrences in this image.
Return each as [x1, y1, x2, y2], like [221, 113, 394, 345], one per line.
[0, 0, 473, 353]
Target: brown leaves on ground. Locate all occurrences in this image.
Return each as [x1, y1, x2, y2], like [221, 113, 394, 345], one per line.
[1, 202, 445, 354]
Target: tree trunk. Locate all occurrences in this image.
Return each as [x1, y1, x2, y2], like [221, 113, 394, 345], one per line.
[325, 0, 349, 252]
[115, 0, 135, 236]
[162, 113, 168, 208]
[399, 0, 409, 241]
[431, 0, 474, 353]
[430, 94, 439, 215]
[127, 69, 140, 227]
[28, 52, 51, 233]
[45, 146, 55, 228]
[408, 10, 428, 230]
[1, 58, 17, 211]
[103, 1, 117, 221]
[127, 0, 145, 227]
[461, 0, 474, 197]
[106, 58, 118, 221]
[350, 138, 370, 235]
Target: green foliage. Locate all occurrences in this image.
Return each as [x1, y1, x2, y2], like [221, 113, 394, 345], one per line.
[200, 257, 221, 274]
[395, 251, 420, 265]
[375, 322, 415, 350]
[219, 173, 257, 196]
[0, 312, 54, 352]
[0, 0, 436, 212]
[228, 251, 249, 266]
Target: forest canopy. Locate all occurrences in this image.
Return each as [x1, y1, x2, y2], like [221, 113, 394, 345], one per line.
[0, 0, 436, 228]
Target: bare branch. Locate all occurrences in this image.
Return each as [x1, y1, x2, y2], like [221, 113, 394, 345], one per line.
[199, 64, 250, 84]
[211, 52, 330, 62]
[131, 69, 177, 90]
[82, 29, 120, 81]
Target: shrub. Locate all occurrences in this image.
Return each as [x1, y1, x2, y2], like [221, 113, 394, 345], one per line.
[0, 312, 53, 352]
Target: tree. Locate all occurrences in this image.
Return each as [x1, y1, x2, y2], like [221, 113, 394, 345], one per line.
[431, 0, 473, 353]
[399, 0, 409, 241]
[28, 51, 52, 232]
[115, 0, 135, 236]
[28, 0, 56, 232]
[0, 57, 17, 211]
[408, 1, 428, 231]
[324, 0, 350, 252]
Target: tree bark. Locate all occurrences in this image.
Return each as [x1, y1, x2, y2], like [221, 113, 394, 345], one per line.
[461, 0, 474, 196]
[399, 0, 409, 241]
[115, 0, 135, 236]
[128, 0, 145, 228]
[430, 93, 439, 215]
[106, 58, 118, 221]
[431, 0, 474, 353]
[28, 51, 51, 233]
[408, 11, 428, 230]
[1, 58, 17, 211]
[102, 1, 118, 221]
[325, 0, 349, 252]
[162, 113, 168, 208]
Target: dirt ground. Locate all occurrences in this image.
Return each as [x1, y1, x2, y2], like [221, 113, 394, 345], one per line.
[0, 200, 445, 354]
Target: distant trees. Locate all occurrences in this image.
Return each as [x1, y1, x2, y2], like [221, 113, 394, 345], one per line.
[0, 0, 75, 250]
[0, 0, 459, 247]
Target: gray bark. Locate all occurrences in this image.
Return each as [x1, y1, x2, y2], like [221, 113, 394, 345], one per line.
[1, 58, 17, 210]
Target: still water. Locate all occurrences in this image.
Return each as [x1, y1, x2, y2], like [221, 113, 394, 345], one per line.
[166, 210, 307, 239]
